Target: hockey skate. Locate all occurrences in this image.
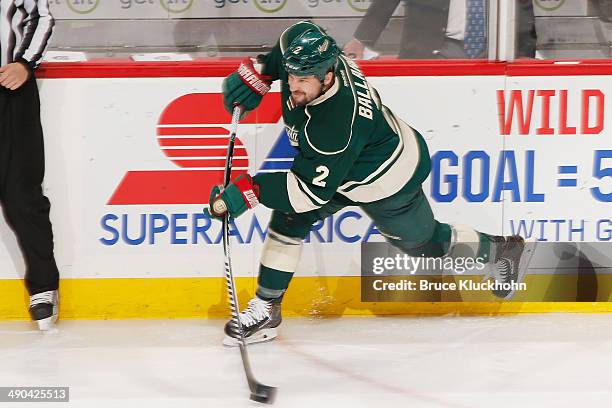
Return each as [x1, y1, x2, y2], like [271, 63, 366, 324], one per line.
[223, 296, 282, 347]
[29, 290, 58, 331]
[490, 236, 537, 299]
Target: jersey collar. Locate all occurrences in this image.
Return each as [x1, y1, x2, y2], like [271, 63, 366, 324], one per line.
[307, 76, 340, 107]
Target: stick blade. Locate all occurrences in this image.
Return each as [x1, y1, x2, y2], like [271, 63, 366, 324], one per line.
[249, 383, 277, 404]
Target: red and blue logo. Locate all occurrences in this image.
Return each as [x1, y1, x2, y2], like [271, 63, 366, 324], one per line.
[100, 92, 376, 247]
[107, 92, 296, 205]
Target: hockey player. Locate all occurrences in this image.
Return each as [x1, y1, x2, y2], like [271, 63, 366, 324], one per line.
[210, 21, 533, 346]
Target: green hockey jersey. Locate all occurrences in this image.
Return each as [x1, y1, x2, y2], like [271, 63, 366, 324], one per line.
[253, 21, 430, 213]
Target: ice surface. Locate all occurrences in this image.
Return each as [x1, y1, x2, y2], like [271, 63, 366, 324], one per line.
[1, 314, 611, 408]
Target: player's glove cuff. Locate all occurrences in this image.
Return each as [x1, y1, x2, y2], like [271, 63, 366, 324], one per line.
[222, 58, 272, 115]
[237, 58, 272, 96]
[206, 175, 260, 220]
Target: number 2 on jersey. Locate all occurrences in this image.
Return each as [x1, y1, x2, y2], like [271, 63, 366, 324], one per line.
[313, 165, 329, 187]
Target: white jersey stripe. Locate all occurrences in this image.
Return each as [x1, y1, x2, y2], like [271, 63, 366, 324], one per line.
[286, 172, 324, 213]
[338, 118, 421, 202]
[294, 173, 328, 206]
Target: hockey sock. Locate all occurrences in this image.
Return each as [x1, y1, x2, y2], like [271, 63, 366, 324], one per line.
[256, 266, 293, 301]
[448, 224, 503, 263]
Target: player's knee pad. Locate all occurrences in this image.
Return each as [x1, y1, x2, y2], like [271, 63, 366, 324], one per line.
[390, 240, 446, 258]
[260, 228, 303, 273]
[385, 221, 450, 258]
[269, 211, 316, 240]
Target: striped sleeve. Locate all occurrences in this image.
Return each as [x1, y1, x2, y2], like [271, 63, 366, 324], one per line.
[253, 142, 362, 214]
[14, 0, 54, 70]
[253, 171, 327, 214]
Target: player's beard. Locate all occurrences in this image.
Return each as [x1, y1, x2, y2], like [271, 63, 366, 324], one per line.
[290, 83, 323, 106]
[290, 92, 308, 106]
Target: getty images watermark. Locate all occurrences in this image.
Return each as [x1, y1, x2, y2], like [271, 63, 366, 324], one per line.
[361, 242, 528, 301]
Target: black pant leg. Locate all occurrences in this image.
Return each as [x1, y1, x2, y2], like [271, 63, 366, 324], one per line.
[0, 77, 59, 296]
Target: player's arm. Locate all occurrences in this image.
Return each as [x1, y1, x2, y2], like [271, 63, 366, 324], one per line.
[254, 147, 360, 213]
[206, 144, 362, 219]
[207, 129, 365, 218]
[207, 147, 361, 219]
[251, 101, 365, 213]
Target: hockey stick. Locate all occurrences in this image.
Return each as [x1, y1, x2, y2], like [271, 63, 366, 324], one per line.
[221, 106, 277, 404]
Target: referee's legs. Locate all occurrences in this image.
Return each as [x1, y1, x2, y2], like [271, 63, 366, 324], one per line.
[0, 77, 59, 296]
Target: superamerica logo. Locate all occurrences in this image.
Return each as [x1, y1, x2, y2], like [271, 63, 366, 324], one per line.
[100, 92, 386, 246]
[106, 93, 284, 206]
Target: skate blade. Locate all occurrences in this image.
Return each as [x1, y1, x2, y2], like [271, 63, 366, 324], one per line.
[36, 315, 58, 332]
[222, 328, 277, 347]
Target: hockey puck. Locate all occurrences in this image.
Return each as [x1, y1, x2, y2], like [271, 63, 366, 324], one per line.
[249, 385, 277, 404]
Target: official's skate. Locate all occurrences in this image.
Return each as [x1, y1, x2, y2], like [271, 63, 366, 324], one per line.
[29, 290, 58, 331]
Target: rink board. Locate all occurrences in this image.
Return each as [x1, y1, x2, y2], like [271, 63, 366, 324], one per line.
[2, 276, 612, 320]
[0, 60, 611, 319]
